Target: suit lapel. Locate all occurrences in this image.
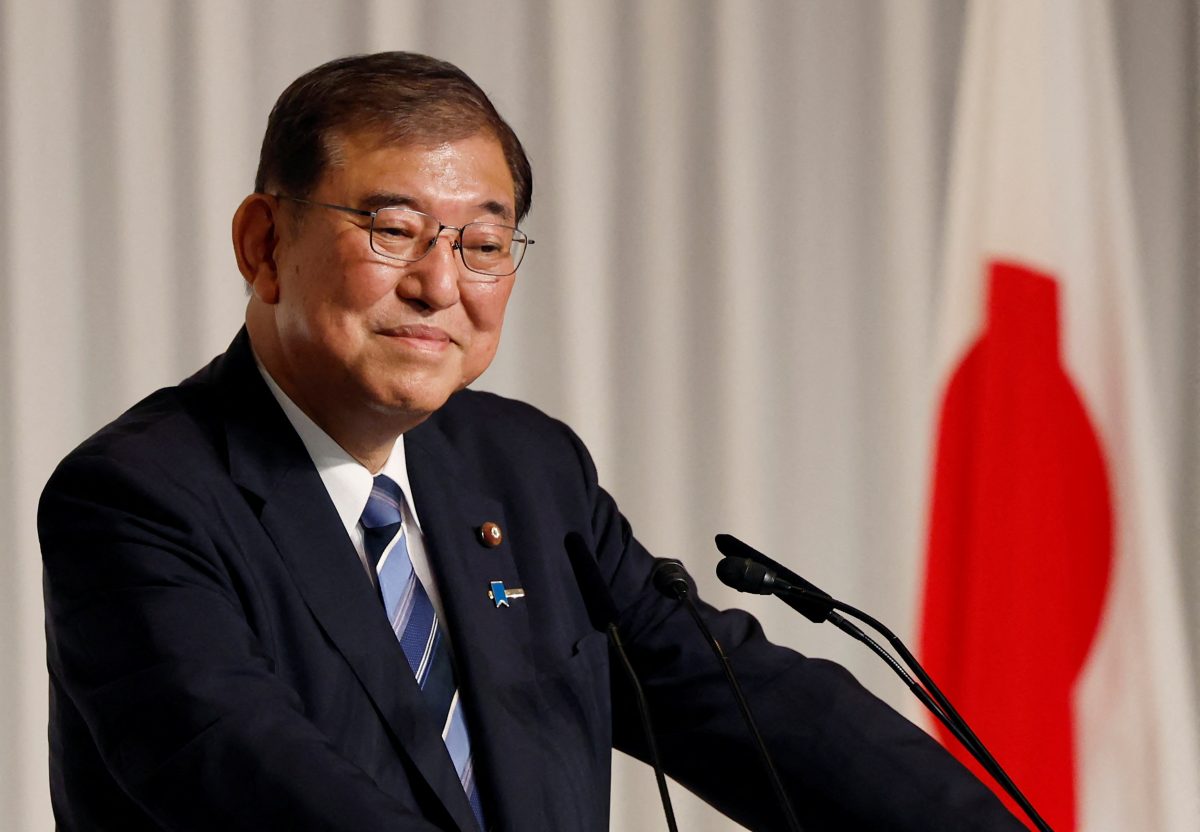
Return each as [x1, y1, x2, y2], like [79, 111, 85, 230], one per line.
[216, 331, 479, 832]
[406, 420, 549, 832]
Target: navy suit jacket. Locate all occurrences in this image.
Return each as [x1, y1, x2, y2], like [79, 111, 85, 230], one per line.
[41, 330, 1023, 830]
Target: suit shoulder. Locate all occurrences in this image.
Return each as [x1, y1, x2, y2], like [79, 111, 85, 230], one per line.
[420, 389, 597, 484]
[433, 389, 579, 447]
[42, 361, 226, 505]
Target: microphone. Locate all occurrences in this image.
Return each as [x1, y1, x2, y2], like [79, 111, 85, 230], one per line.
[649, 558, 803, 832]
[650, 557, 690, 599]
[715, 554, 793, 595]
[714, 535, 1052, 832]
[563, 534, 679, 832]
[714, 534, 833, 623]
[716, 556, 983, 746]
[714, 556, 969, 739]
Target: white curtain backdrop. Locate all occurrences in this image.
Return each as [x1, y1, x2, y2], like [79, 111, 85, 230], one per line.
[2, 1, 1196, 829]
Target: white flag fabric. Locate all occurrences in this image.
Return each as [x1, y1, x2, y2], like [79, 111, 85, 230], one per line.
[919, 1, 1200, 830]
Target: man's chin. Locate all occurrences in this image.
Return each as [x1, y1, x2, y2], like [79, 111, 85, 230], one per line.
[361, 381, 456, 422]
[356, 362, 480, 426]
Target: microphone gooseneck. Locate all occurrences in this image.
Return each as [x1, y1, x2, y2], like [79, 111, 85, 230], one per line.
[716, 557, 995, 770]
[650, 558, 803, 832]
[563, 534, 679, 832]
[714, 535, 1052, 832]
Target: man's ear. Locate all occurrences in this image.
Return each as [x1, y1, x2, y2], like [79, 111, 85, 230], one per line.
[232, 194, 282, 303]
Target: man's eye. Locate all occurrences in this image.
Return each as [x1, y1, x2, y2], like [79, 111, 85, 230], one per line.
[464, 232, 510, 255]
[376, 225, 417, 239]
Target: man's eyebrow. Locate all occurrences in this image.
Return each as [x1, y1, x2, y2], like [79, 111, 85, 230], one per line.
[358, 192, 415, 212]
[479, 200, 514, 222]
[357, 193, 515, 223]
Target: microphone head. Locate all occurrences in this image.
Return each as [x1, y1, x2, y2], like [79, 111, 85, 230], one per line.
[715, 557, 776, 594]
[714, 533, 835, 623]
[715, 533, 832, 600]
[650, 558, 690, 600]
[564, 532, 620, 631]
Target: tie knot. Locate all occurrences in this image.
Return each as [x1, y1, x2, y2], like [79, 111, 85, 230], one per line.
[361, 474, 406, 530]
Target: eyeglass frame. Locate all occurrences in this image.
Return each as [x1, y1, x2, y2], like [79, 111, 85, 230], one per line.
[273, 193, 534, 279]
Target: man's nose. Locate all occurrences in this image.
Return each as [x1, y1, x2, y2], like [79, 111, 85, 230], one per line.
[403, 233, 462, 309]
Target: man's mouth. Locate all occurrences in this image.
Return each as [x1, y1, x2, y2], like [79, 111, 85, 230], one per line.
[378, 324, 453, 351]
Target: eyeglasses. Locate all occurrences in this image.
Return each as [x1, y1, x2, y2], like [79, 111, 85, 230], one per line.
[275, 194, 533, 279]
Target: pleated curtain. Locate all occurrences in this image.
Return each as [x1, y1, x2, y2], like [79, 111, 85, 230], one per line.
[2, 2, 1196, 829]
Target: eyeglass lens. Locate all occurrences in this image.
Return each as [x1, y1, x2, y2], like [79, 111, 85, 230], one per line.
[370, 208, 527, 276]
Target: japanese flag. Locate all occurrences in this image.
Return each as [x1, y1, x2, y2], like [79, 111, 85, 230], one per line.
[918, 1, 1200, 829]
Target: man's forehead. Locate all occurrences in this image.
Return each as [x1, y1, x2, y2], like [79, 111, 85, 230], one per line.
[325, 127, 500, 167]
[321, 129, 515, 216]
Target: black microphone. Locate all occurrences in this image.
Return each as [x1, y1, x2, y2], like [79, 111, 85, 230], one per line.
[716, 555, 984, 749]
[717, 535, 996, 763]
[563, 534, 679, 832]
[650, 557, 690, 599]
[717, 553, 978, 738]
[715, 554, 795, 595]
[714, 536, 1052, 832]
[714, 534, 833, 623]
[649, 558, 803, 832]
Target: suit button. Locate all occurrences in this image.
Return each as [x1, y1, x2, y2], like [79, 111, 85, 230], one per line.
[478, 522, 503, 548]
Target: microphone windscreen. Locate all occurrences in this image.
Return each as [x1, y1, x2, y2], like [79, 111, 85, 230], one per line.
[715, 533, 834, 623]
[564, 532, 620, 631]
[650, 558, 690, 600]
[715, 557, 775, 594]
[715, 533, 831, 599]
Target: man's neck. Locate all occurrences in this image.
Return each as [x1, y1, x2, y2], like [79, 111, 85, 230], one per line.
[247, 323, 422, 474]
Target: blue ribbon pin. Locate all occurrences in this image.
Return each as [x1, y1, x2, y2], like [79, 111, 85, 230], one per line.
[488, 581, 526, 608]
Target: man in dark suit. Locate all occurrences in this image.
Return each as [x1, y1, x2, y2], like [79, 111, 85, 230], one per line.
[40, 52, 1023, 830]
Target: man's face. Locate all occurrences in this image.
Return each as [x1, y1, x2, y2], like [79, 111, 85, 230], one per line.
[265, 131, 518, 430]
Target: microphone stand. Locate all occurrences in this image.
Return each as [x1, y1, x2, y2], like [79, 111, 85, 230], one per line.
[607, 620, 680, 832]
[564, 534, 680, 832]
[715, 536, 1053, 832]
[652, 559, 804, 832]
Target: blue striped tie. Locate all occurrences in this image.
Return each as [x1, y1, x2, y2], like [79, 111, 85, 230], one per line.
[361, 475, 485, 829]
